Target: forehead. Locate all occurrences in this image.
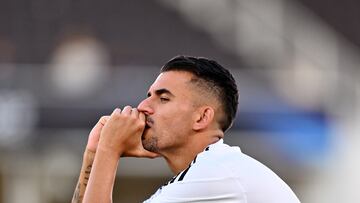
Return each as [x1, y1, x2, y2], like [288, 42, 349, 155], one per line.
[148, 71, 194, 94]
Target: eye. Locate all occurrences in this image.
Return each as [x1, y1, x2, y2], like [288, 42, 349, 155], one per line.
[160, 97, 169, 102]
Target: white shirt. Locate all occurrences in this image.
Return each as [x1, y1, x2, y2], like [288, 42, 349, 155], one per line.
[144, 139, 300, 203]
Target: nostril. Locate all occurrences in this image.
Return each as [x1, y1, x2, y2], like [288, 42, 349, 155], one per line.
[137, 98, 155, 114]
[138, 106, 154, 115]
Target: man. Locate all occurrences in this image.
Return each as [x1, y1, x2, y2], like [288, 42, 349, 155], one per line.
[72, 56, 300, 203]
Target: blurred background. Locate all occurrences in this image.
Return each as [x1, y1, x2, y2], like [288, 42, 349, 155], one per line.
[0, 0, 359, 202]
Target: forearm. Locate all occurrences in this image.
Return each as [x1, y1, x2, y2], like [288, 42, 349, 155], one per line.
[72, 149, 95, 203]
[82, 148, 120, 203]
[79, 108, 154, 202]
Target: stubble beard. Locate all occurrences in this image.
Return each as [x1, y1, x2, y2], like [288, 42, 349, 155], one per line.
[143, 116, 159, 152]
[142, 136, 159, 152]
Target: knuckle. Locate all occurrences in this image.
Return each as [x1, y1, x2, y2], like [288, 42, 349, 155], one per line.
[100, 116, 107, 121]
[129, 116, 137, 122]
[112, 112, 121, 120]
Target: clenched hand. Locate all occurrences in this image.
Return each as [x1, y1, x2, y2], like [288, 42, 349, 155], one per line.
[97, 106, 159, 158]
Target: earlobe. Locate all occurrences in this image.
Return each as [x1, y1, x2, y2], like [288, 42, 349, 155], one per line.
[193, 107, 214, 131]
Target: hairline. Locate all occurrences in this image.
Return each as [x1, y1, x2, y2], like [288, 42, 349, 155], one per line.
[161, 69, 224, 123]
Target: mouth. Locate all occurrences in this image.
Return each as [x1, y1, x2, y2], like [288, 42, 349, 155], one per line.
[145, 117, 154, 128]
[142, 118, 153, 140]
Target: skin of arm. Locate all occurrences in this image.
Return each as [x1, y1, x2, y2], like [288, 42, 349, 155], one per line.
[71, 149, 95, 203]
[71, 116, 109, 203]
[82, 144, 119, 203]
[82, 107, 158, 203]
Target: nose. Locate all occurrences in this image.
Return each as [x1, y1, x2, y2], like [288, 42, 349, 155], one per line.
[137, 97, 154, 115]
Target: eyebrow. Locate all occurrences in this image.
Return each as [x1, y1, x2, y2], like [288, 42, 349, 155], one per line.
[147, 88, 175, 97]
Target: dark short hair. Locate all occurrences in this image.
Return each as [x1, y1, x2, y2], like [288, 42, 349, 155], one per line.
[161, 55, 239, 132]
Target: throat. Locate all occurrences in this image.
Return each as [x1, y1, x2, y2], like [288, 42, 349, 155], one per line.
[164, 155, 194, 174]
[161, 132, 222, 174]
[162, 146, 204, 174]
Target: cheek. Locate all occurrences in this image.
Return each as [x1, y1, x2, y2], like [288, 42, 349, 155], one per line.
[153, 99, 195, 132]
[160, 107, 194, 132]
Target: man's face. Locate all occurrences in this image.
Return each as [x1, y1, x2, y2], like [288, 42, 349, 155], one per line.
[137, 71, 197, 153]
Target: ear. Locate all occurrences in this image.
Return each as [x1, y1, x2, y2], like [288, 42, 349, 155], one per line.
[193, 106, 215, 131]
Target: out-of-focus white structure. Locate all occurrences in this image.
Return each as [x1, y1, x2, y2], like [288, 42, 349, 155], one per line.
[49, 34, 110, 99]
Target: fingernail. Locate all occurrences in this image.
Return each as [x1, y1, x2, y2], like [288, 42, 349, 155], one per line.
[114, 108, 121, 114]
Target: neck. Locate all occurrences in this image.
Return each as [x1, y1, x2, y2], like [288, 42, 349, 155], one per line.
[162, 130, 223, 174]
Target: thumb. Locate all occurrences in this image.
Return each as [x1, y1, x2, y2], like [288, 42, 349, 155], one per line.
[139, 112, 145, 122]
[139, 150, 161, 158]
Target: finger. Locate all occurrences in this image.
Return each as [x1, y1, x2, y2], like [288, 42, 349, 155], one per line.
[99, 115, 110, 126]
[131, 108, 139, 118]
[111, 108, 121, 116]
[122, 105, 132, 115]
[91, 115, 109, 131]
[139, 112, 145, 122]
[140, 150, 161, 159]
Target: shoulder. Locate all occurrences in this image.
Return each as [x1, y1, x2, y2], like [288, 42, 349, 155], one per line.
[145, 140, 300, 203]
[182, 140, 243, 181]
[173, 140, 300, 202]
[144, 141, 248, 202]
[199, 140, 301, 203]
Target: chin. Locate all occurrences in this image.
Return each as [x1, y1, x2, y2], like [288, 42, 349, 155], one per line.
[142, 135, 159, 152]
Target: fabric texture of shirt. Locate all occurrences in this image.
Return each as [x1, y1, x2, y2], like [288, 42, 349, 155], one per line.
[144, 139, 300, 203]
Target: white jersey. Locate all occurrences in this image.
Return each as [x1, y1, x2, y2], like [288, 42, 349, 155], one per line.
[144, 139, 300, 203]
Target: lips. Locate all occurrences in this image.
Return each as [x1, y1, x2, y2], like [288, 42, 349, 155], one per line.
[145, 117, 154, 129]
[142, 119, 153, 140]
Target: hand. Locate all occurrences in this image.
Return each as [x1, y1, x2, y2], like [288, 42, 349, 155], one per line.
[86, 116, 110, 152]
[97, 106, 159, 158]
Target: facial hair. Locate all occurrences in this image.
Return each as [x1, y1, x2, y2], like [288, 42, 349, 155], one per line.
[142, 116, 159, 152]
[142, 136, 159, 152]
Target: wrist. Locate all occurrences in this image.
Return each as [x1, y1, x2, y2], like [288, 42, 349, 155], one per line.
[96, 145, 123, 160]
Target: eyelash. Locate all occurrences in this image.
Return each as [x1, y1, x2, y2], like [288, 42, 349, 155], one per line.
[160, 97, 169, 102]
